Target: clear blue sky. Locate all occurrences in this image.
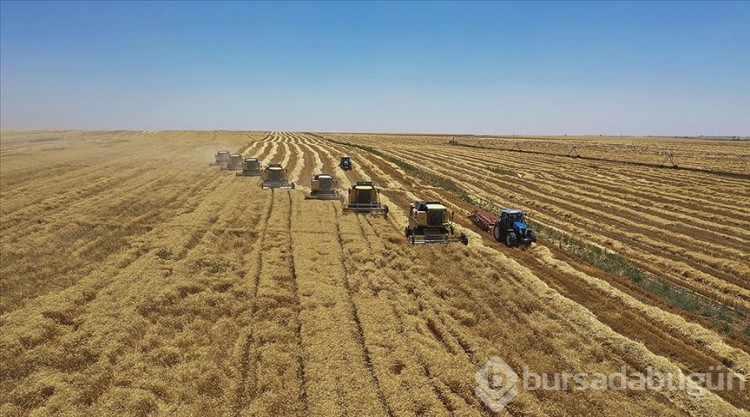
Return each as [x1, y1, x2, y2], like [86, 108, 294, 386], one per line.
[1, 1, 748, 135]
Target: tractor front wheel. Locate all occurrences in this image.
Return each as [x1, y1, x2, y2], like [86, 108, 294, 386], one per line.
[507, 232, 518, 247]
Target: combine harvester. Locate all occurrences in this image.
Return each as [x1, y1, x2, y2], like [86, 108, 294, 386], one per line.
[405, 201, 468, 245]
[470, 208, 537, 248]
[237, 157, 262, 176]
[211, 150, 230, 166]
[343, 181, 388, 216]
[261, 163, 295, 189]
[223, 153, 244, 171]
[305, 174, 343, 201]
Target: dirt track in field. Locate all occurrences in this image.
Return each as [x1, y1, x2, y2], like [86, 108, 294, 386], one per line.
[1, 130, 748, 416]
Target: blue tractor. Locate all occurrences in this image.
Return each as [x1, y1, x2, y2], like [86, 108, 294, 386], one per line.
[340, 155, 352, 170]
[492, 209, 537, 247]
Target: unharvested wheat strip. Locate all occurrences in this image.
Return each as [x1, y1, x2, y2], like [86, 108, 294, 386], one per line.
[288, 197, 386, 416]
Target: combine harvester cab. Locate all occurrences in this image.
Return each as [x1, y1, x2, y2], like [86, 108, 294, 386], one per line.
[261, 163, 295, 189]
[406, 201, 468, 245]
[211, 150, 230, 166]
[470, 208, 536, 248]
[343, 181, 388, 216]
[340, 155, 352, 171]
[305, 174, 344, 201]
[237, 157, 262, 176]
[223, 153, 244, 171]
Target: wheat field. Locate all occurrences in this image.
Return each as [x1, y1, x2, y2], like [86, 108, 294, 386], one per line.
[1, 130, 748, 416]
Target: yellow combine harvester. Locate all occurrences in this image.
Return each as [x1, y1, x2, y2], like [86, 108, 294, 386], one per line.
[261, 163, 295, 189]
[223, 153, 244, 171]
[210, 150, 230, 166]
[237, 157, 262, 176]
[343, 181, 388, 216]
[305, 173, 343, 201]
[405, 200, 468, 245]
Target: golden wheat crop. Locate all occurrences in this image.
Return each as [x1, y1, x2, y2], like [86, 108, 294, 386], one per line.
[1, 130, 747, 416]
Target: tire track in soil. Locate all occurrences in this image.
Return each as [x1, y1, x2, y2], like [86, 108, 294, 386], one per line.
[286, 191, 309, 415]
[331, 204, 394, 417]
[356, 215, 468, 413]
[318, 141, 473, 414]
[233, 189, 275, 417]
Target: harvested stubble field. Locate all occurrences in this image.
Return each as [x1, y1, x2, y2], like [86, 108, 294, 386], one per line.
[1, 130, 748, 416]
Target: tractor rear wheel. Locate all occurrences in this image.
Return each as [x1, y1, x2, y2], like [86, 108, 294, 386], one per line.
[493, 225, 501, 241]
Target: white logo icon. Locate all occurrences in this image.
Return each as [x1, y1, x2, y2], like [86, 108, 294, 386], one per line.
[475, 356, 519, 412]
